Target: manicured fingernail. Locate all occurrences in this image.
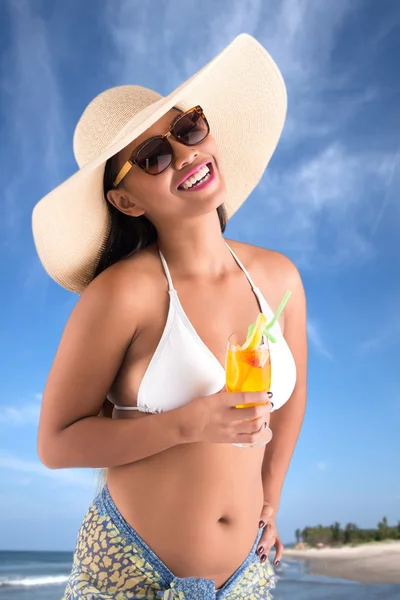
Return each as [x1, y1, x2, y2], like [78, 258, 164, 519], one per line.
[257, 546, 264, 555]
[261, 554, 267, 563]
[267, 392, 273, 398]
[274, 560, 280, 566]
[259, 521, 265, 528]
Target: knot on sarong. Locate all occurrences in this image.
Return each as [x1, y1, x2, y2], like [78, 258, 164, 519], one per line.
[156, 576, 216, 599]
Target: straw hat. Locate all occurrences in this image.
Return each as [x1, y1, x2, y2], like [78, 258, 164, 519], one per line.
[32, 33, 287, 293]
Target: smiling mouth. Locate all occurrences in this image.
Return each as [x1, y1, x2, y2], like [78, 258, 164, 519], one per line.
[177, 162, 214, 191]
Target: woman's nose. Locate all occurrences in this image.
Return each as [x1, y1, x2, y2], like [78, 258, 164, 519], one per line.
[170, 138, 199, 170]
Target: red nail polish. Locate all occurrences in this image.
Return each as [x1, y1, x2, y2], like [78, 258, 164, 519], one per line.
[257, 546, 264, 555]
[261, 554, 267, 563]
[259, 520, 265, 528]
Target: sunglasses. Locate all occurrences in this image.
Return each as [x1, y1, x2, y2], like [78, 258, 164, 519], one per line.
[113, 105, 210, 187]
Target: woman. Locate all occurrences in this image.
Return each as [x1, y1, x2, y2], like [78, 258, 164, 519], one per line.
[33, 34, 307, 599]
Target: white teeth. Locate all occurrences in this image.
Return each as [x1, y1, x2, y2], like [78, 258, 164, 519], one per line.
[183, 171, 211, 190]
[181, 164, 211, 190]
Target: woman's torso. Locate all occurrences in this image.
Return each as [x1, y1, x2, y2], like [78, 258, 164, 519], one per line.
[105, 239, 294, 588]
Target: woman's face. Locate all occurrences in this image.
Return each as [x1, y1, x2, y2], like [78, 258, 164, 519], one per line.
[106, 108, 226, 228]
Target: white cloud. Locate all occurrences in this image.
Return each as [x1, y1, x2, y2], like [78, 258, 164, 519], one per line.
[0, 402, 40, 425]
[0, 394, 44, 425]
[11, 476, 33, 486]
[260, 0, 355, 81]
[0, 451, 96, 488]
[254, 142, 395, 267]
[104, 0, 354, 91]
[368, 149, 400, 240]
[372, 10, 400, 45]
[256, 0, 379, 152]
[1, 0, 65, 238]
[358, 307, 400, 353]
[307, 320, 332, 359]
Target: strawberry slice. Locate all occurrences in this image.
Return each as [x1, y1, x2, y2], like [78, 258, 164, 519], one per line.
[241, 348, 270, 368]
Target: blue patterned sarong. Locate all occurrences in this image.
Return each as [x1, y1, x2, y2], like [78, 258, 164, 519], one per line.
[63, 485, 275, 599]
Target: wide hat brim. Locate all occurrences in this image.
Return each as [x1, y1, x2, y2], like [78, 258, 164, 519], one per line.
[32, 33, 287, 293]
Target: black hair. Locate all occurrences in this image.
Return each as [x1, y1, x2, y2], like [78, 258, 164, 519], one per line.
[92, 155, 228, 279]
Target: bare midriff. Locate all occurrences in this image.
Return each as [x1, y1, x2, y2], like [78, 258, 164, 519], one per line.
[107, 411, 266, 590]
[101, 242, 284, 589]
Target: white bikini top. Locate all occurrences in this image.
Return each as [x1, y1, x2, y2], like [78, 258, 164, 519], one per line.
[111, 243, 296, 414]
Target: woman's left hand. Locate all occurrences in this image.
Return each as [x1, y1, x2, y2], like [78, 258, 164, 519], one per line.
[256, 502, 284, 567]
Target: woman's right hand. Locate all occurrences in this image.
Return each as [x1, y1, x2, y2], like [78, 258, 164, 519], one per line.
[180, 388, 273, 445]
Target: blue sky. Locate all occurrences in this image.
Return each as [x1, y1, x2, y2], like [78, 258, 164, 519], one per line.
[0, 0, 399, 551]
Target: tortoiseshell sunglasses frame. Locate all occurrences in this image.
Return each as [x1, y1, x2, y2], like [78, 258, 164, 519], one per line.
[113, 105, 209, 187]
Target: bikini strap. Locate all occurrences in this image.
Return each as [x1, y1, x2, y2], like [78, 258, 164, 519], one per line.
[225, 243, 257, 290]
[113, 405, 144, 411]
[158, 249, 175, 291]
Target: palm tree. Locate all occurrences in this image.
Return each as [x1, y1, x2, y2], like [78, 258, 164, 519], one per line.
[344, 522, 357, 544]
[331, 522, 341, 543]
[295, 528, 301, 544]
[302, 527, 310, 544]
[378, 516, 389, 540]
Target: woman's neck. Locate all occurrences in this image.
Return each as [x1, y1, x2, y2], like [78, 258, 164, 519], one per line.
[155, 213, 233, 280]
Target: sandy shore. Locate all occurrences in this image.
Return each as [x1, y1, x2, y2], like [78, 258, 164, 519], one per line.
[284, 541, 400, 584]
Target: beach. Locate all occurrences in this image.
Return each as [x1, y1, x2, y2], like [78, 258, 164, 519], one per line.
[2, 549, 400, 600]
[284, 541, 400, 584]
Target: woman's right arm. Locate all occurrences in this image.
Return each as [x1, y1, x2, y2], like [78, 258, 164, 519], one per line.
[37, 266, 188, 470]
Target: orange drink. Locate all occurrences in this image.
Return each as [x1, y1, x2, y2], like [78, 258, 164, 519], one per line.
[226, 313, 273, 448]
[226, 341, 271, 396]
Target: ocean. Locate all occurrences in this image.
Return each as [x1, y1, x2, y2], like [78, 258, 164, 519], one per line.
[1, 550, 400, 599]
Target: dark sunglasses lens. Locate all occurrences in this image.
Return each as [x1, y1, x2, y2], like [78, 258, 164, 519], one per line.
[173, 110, 209, 145]
[136, 138, 172, 174]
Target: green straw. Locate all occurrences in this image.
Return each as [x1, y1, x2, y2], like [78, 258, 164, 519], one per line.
[264, 330, 276, 344]
[246, 290, 292, 344]
[265, 290, 292, 331]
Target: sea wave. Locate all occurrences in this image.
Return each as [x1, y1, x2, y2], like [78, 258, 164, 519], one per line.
[0, 574, 68, 587]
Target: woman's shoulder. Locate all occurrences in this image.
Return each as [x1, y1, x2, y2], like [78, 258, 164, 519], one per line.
[226, 239, 305, 327]
[225, 238, 301, 287]
[78, 244, 164, 311]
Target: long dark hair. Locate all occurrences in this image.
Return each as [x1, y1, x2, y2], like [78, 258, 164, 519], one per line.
[92, 155, 228, 280]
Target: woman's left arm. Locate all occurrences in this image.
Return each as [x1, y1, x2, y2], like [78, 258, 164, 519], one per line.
[256, 256, 308, 565]
[261, 256, 308, 512]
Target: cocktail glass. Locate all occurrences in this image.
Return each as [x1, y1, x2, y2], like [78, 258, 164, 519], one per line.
[226, 332, 273, 448]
